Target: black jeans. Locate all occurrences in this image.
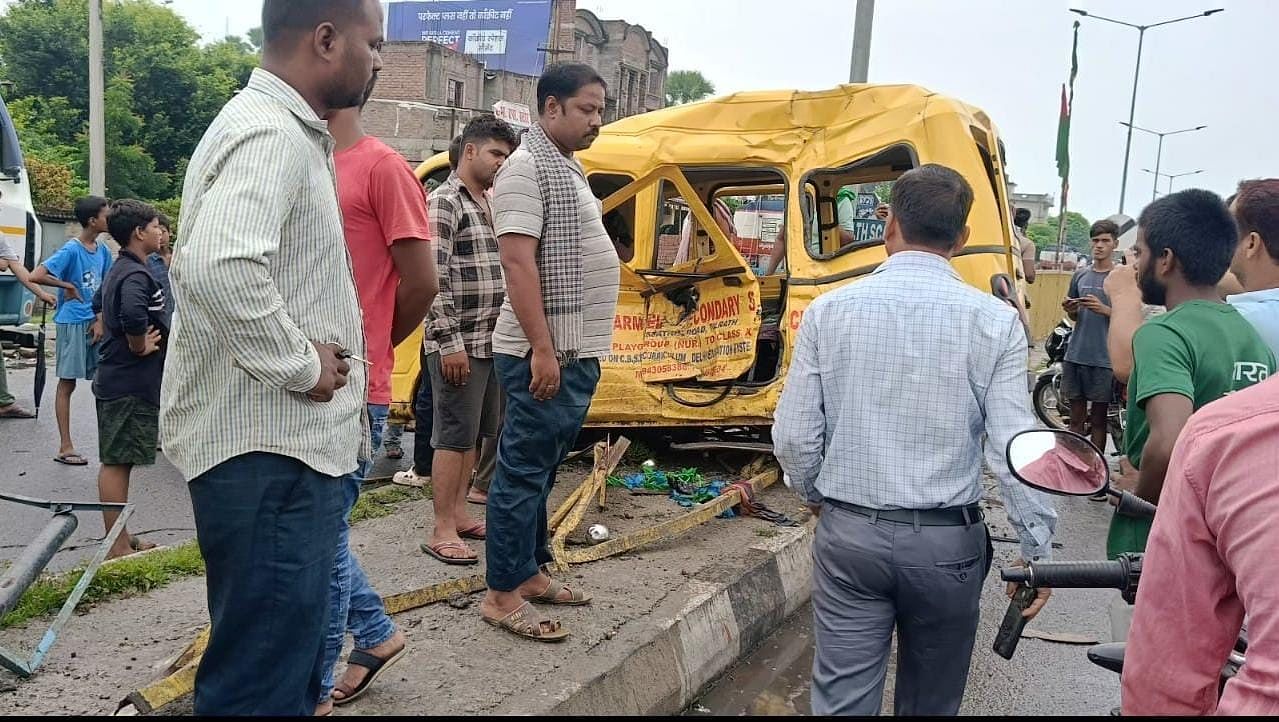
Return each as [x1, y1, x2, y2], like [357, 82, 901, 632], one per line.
[188, 452, 344, 715]
[412, 346, 435, 475]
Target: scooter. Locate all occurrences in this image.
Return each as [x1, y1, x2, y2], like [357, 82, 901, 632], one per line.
[992, 428, 1246, 713]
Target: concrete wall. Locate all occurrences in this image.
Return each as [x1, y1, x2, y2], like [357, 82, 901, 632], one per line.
[1026, 270, 1073, 342]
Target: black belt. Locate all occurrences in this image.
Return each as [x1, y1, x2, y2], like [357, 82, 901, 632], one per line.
[826, 499, 984, 527]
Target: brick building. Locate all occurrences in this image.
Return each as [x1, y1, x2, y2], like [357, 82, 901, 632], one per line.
[364, 0, 669, 162]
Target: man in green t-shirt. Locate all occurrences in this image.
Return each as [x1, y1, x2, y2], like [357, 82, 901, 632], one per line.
[1107, 189, 1276, 559]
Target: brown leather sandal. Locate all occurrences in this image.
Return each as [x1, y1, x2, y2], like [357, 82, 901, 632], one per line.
[482, 602, 569, 642]
[523, 577, 592, 606]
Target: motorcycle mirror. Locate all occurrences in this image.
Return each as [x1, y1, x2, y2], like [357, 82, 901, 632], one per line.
[1005, 429, 1109, 497]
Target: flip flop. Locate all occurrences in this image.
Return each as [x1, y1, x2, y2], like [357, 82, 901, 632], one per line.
[0, 405, 36, 419]
[482, 601, 569, 643]
[420, 540, 478, 565]
[54, 453, 89, 466]
[457, 520, 486, 540]
[466, 492, 488, 506]
[332, 644, 409, 706]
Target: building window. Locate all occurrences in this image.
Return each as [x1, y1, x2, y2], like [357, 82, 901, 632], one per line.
[649, 65, 661, 96]
[447, 79, 464, 108]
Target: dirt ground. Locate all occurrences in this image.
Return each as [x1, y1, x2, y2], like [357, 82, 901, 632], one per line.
[0, 451, 803, 715]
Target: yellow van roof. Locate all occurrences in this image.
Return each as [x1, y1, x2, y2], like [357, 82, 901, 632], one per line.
[573, 84, 998, 173]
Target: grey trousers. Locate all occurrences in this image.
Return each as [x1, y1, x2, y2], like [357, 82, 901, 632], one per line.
[471, 433, 498, 493]
[811, 502, 991, 716]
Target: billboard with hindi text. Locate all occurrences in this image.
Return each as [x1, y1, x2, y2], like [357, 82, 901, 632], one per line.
[386, 1, 554, 77]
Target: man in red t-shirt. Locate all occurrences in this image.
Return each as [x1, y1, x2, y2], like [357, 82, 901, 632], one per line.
[315, 96, 437, 714]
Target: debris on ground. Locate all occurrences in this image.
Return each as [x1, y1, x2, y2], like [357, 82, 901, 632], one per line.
[607, 466, 736, 516]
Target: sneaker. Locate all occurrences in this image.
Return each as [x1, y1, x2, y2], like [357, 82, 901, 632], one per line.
[392, 467, 428, 488]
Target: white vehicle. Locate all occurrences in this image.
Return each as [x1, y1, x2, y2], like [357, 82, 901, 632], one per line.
[0, 89, 42, 345]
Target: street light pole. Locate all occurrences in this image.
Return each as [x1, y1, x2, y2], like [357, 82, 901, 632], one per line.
[848, 0, 875, 83]
[1142, 168, 1203, 195]
[1120, 122, 1206, 202]
[88, 0, 105, 196]
[1070, 8, 1223, 214]
[1119, 27, 1144, 215]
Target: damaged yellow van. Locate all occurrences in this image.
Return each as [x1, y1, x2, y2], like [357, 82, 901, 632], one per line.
[392, 84, 1023, 449]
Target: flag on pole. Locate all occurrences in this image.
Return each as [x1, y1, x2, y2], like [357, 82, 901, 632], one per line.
[1055, 21, 1080, 180]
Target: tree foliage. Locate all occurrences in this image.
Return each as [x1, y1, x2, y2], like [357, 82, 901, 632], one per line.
[0, 0, 258, 205]
[665, 70, 715, 106]
[1027, 211, 1092, 255]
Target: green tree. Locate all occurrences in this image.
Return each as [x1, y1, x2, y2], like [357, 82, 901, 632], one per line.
[0, 0, 259, 201]
[1027, 211, 1091, 255]
[665, 70, 715, 106]
[246, 26, 264, 53]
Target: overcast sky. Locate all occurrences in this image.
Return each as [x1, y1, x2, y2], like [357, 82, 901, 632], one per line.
[6, 0, 1273, 222]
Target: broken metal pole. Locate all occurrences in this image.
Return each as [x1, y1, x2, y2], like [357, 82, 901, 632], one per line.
[0, 513, 78, 619]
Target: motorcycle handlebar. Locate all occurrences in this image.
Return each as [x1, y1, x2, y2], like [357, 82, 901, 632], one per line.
[1000, 560, 1131, 590]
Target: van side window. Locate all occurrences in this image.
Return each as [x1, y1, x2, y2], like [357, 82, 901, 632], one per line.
[801, 144, 915, 260]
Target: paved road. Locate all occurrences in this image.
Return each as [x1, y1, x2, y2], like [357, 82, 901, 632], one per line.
[0, 364, 412, 572]
[691, 493, 1123, 716]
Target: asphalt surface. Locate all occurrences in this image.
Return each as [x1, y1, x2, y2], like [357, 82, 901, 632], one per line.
[690, 493, 1123, 716]
[0, 363, 411, 572]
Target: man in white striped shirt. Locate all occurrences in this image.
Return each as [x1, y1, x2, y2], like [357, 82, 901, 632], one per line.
[160, 1, 384, 714]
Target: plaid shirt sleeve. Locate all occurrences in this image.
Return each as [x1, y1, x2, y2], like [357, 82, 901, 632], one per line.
[426, 192, 465, 356]
[773, 300, 827, 507]
[982, 317, 1058, 561]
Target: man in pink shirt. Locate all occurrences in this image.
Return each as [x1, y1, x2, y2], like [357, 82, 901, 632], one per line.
[316, 92, 437, 714]
[1122, 375, 1279, 715]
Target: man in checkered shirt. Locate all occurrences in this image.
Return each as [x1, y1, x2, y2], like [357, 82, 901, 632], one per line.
[421, 115, 519, 565]
[774, 164, 1058, 715]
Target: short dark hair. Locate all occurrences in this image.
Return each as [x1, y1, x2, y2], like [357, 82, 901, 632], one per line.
[157, 214, 172, 232]
[889, 164, 973, 250]
[1014, 207, 1031, 229]
[1089, 219, 1120, 239]
[536, 63, 606, 115]
[1138, 189, 1237, 287]
[1233, 179, 1279, 260]
[460, 114, 520, 152]
[261, 0, 363, 47]
[447, 135, 463, 171]
[106, 199, 159, 246]
[74, 196, 109, 227]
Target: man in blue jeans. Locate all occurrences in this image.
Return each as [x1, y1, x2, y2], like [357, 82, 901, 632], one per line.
[160, 1, 385, 714]
[479, 63, 619, 641]
[319, 88, 437, 712]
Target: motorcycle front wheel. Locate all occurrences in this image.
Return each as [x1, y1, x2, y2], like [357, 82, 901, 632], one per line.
[1033, 374, 1071, 431]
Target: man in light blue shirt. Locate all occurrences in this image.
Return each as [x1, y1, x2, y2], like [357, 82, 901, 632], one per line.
[774, 164, 1056, 716]
[1227, 179, 1279, 357]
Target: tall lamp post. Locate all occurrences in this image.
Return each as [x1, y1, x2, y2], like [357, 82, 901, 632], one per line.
[1121, 122, 1205, 201]
[1143, 168, 1204, 196]
[1070, 7, 1223, 214]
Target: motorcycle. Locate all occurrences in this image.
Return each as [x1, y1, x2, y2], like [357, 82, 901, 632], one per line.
[1031, 318, 1125, 453]
[993, 428, 1246, 713]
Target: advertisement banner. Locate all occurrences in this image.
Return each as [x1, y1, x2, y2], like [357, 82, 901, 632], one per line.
[386, 0, 554, 77]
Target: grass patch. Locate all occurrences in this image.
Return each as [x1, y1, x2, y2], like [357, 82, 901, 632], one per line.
[0, 541, 205, 630]
[349, 483, 431, 523]
[1, 484, 431, 630]
[754, 528, 780, 539]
